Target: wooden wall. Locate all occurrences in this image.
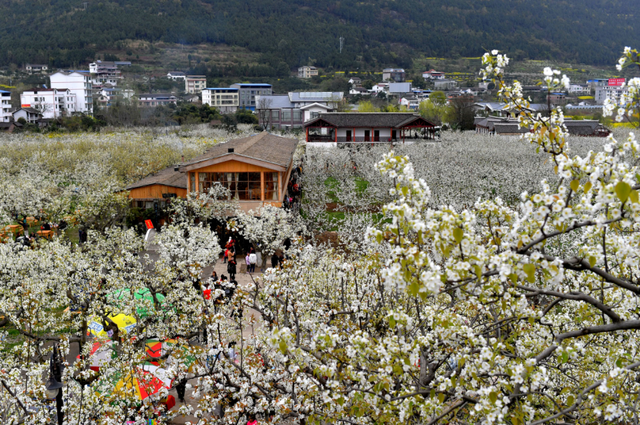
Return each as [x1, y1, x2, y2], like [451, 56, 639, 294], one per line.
[128, 185, 187, 200]
[194, 160, 278, 173]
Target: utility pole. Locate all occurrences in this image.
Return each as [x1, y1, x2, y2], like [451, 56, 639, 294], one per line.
[339, 37, 344, 54]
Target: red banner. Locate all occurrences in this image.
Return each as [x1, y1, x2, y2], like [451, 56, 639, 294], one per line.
[145, 219, 154, 230]
[608, 78, 626, 86]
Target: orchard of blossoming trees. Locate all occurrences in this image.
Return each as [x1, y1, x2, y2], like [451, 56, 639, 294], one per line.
[1, 49, 640, 425]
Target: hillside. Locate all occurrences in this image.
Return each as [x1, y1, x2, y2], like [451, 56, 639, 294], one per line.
[0, 0, 638, 71]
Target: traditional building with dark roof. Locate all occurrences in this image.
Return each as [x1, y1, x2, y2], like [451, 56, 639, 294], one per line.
[125, 166, 188, 209]
[303, 112, 437, 144]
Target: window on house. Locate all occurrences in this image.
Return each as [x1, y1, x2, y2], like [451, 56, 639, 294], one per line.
[282, 109, 292, 122]
[311, 112, 319, 119]
[264, 172, 279, 201]
[199, 172, 261, 200]
[293, 109, 302, 121]
[271, 110, 280, 122]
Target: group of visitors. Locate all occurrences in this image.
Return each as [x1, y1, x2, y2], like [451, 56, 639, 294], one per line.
[245, 247, 257, 273]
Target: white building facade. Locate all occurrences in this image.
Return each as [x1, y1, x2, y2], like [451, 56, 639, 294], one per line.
[50, 71, 93, 115]
[202, 88, 239, 113]
[185, 75, 207, 94]
[1, 90, 11, 122]
[89, 61, 122, 86]
[20, 88, 77, 119]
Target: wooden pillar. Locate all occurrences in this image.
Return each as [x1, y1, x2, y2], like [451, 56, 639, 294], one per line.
[334, 127, 337, 143]
[260, 172, 265, 202]
[195, 172, 199, 193]
[402, 128, 405, 144]
[187, 172, 191, 193]
[277, 172, 282, 202]
[305, 127, 309, 142]
[353, 127, 356, 143]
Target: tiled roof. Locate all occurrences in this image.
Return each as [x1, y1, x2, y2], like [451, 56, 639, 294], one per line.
[126, 166, 187, 190]
[304, 112, 435, 128]
[182, 132, 298, 169]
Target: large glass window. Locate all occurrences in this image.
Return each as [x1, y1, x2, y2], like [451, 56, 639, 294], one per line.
[293, 109, 302, 121]
[271, 110, 280, 122]
[282, 109, 292, 122]
[199, 172, 261, 200]
[264, 172, 279, 201]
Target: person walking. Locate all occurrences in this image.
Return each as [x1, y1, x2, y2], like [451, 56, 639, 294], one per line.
[227, 257, 237, 281]
[248, 249, 257, 273]
[245, 252, 251, 273]
[270, 252, 279, 269]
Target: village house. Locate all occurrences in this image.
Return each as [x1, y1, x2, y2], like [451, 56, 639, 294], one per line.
[137, 93, 178, 107]
[12, 107, 43, 124]
[125, 166, 188, 210]
[49, 71, 93, 115]
[303, 112, 437, 145]
[89, 60, 122, 86]
[179, 132, 299, 212]
[433, 79, 458, 90]
[185, 75, 207, 94]
[475, 116, 610, 137]
[202, 88, 239, 113]
[167, 71, 186, 81]
[382, 68, 405, 82]
[255, 92, 344, 129]
[20, 88, 77, 119]
[230, 83, 272, 111]
[422, 69, 445, 80]
[298, 66, 318, 79]
[348, 77, 362, 87]
[25, 64, 49, 74]
[1, 90, 11, 122]
[568, 84, 591, 95]
[595, 79, 627, 104]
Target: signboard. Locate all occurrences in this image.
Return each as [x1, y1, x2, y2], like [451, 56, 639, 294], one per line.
[161, 193, 177, 199]
[608, 78, 626, 87]
[145, 219, 154, 230]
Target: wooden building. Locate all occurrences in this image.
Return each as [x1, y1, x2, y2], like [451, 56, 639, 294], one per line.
[179, 132, 299, 212]
[126, 166, 187, 209]
[303, 112, 437, 145]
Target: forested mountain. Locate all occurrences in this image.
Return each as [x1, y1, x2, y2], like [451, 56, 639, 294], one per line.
[0, 0, 637, 70]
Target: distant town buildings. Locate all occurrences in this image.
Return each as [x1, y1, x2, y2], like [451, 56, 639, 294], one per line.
[422, 69, 445, 80]
[1, 90, 11, 122]
[12, 107, 43, 124]
[137, 93, 178, 107]
[595, 78, 627, 104]
[167, 71, 186, 81]
[230, 83, 272, 110]
[50, 71, 93, 115]
[382, 68, 405, 82]
[25, 64, 48, 74]
[20, 88, 77, 119]
[202, 88, 239, 113]
[89, 60, 123, 86]
[185, 75, 207, 94]
[298, 66, 318, 79]
[255, 91, 344, 129]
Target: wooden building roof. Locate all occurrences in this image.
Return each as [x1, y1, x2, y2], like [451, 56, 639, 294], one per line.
[304, 113, 435, 128]
[181, 132, 299, 172]
[126, 165, 187, 190]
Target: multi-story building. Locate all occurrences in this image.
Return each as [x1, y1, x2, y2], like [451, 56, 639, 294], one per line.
[255, 91, 344, 129]
[382, 68, 405, 82]
[298, 66, 318, 79]
[167, 72, 186, 81]
[185, 75, 207, 94]
[1, 90, 11, 122]
[202, 88, 239, 113]
[89, 61, 122, 86]
[138, 93, 178, 107]
[50, 71, 93, 115]
[20, 88, 77, 119]
[230, 83, 272, 110]
[422, 69, 445, 80]
[25, 64, 49, 74]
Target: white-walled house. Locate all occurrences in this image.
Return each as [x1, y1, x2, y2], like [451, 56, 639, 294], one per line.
[299, 103, 333, 122]
[12, 107, 42, 124]
[20, 88, 77, 119]
[1, 90, 11, 122]
[202, 88, 239, 113]
[50, 71, 93, 115]
[167, 72, 186, 81]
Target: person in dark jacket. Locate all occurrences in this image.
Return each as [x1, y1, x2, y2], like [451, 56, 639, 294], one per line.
[271, 253, 279, 269]
[227, 258, 237, 281]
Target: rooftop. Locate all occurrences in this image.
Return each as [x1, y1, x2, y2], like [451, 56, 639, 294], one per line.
[126, 165, 187, 191]
[232, 83, 272, 88]
[204, 88, 239, 91]
[182, 132, 299, 170]
[304, 112, 435, 128]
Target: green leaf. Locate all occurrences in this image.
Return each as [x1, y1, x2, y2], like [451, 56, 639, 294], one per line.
[570, 179, 580, 192]
[566, 395, 575, 406]
[561, 351, 569, 364]
[630, 190, 639, 204]
[489, 391, 498, 404]
[453, 227, 464, 244]
[279, 340, 287, 354]
[508, 273, 518, 284]
[615, 181, 632, 203]
[584, 181, 592, 192]
[523, 264, 536, 283]
[407, 281, 420, 297]
[438, 393, 445, 403]
[388, 316, 397, 329]
[616, 358, 624, 368]
[589, 256, 597, 268]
